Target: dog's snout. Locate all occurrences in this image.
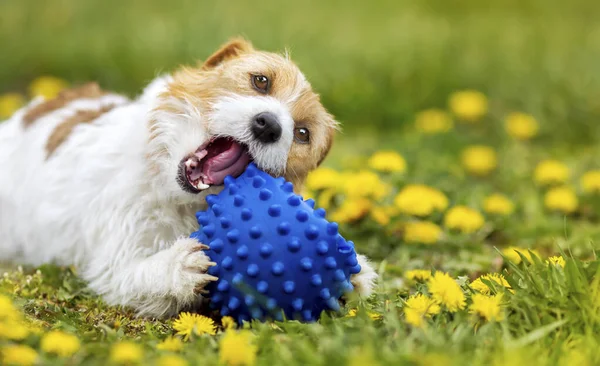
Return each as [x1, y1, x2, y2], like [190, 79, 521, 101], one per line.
[251, 112, 282, 144]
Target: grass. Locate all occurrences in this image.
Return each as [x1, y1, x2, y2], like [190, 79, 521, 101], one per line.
[2, 0, 600, 365]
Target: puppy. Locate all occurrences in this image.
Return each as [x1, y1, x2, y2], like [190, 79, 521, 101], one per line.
[0, 38, 377, 317]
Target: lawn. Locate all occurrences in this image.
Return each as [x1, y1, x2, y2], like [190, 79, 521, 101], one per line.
[1, 0, 600, 365]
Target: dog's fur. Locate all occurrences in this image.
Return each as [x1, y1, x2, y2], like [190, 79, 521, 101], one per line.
[0, 39, 377, 317]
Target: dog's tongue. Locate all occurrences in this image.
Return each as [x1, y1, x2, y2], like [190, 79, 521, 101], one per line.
[199, 139, 251, 185]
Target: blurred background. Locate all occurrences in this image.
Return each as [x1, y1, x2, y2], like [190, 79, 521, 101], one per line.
[1, 0, 600, 148]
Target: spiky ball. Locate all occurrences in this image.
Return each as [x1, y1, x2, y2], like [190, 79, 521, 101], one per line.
[190, 163, 361, 323]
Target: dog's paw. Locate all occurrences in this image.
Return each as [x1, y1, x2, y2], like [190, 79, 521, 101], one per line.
[170, 238, 217, 303]
[350, 254, 378, 297]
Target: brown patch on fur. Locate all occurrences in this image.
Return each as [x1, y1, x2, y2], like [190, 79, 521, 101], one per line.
[23, 83, 107, 127]
[46, 104, 116, 157]
[152, 38, 338, 190]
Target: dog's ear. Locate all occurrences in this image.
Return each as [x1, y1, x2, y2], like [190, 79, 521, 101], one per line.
[202, 38, 254, 70]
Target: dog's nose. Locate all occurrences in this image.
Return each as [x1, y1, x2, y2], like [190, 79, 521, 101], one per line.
[251, 112, 282, 144]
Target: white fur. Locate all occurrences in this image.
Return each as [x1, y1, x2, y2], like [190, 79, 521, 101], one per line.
[0, 75, 376, 318]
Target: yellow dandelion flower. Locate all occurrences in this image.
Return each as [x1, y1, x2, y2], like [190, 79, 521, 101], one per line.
[534, 160, 570, 186]
[483, 193, 515, 216]
[367, 151, 407, 173]
[415, 109, 453, 134]
[448, 90, 488, 122]
[502, 246, 540, 264]
[0, 93, 25, 119]
[544, 186, 578, 214]
[394, 184, 449, 217]
[461, 145, 497, 176]
[28, 76, 68, 99]
[370, 207, 391, 226]
[403, 221, 442, 244]
[470, 273, 512, 294]
[40, 330, 80, 357]
[342, 170, 390, 200]
[404, 294, 440, 327]
[547, 256, 566, 268]
[221, 316, 236, 330]
[427, 272, 466, 312]
[1, 344, 38, 366]
[306, 167, 341, 191]
[156, 355, 188, 366]
[316, 188, 336, 211]
[345, 309, 381, 320]
[0, 320, 29, 341]
[156, 336, 184, 352]
[219, 330, 257, 366]
[581, 170, 600, 194]
[469, 293, 504, 321]
[330, 197, 371, 224]
[0, 295, 18, 320]
[505, 112, 539, 140]
[444, 206, 485, 234]
[404, 269, 432, 282]
[173, 312, 216, 341]
[110, 341, 144, 364]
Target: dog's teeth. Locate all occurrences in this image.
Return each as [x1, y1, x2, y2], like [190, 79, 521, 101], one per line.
[196, 181, 210, 190]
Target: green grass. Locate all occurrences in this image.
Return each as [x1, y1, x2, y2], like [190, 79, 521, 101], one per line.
[2, 0, 600, 365]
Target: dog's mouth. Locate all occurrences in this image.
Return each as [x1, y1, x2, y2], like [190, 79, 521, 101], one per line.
[178, 137, 252, 193]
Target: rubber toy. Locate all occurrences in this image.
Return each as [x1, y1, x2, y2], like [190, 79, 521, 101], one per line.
[190, 163, 361, 322]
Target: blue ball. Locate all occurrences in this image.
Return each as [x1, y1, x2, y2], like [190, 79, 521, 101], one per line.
[190, 163, 361, 323]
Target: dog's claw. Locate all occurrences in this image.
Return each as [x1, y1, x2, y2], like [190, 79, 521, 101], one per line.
[208, 261, 217, 267]
[206, 275, 218, 282]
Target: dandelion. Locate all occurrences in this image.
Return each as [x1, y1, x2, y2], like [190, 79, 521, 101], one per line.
[342, 170, 390, 200]
[404, 269, 432, 282]
[40, 330, 80, 357]
[483, 194, 514, 216]
[469, 294, 504, 321]
[29, 76, 68, 99]
[444, 206, 485, 234]
[345, 309, 381, 320]
[427, 272, 466, 312]
[0, 93, 25, 119]
[403, 221, 442, 244]
[461, 145, 497, 176]
[370, 207, 391, 226]
[394, 184, 449, 217]
[534, 160, 570, 186]
[1, 345, 38, 366]
[404, 294, 440, 327]
[544, 186, 578, 214]
[448, 90, 488, 122]
[0, 319, 29, 341]
[156, 336, 184, 352]
[367, 151, 406, 173]
[470, 273, 512, 294]
[415, 109, 453, 134]
[156, 355, 188, 366]
[502, 246, 540, 264]
[505, 112, 539, 140]
[0, 294, 18, 320]
[306, 167, 341, 191]
[330, 197, 371, 224]
[316, 189, 336, 210]
[221, 316, 236, 330]
[219, 330, 257, 366]
[173, 312, 216, 340]
[581, 170, 600, 194]
[547, 256, 566, 268]
[109, 341, 143, 364]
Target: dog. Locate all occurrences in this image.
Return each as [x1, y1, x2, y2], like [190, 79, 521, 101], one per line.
[0, 38, 377, 318]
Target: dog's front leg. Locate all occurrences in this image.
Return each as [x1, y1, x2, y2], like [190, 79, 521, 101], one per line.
[350, 254, 378, 297]
[86, 237, 216, 318]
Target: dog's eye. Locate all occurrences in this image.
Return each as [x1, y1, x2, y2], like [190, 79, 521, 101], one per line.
[294, 127, 310, 144]
[251, 75, 270, 93]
